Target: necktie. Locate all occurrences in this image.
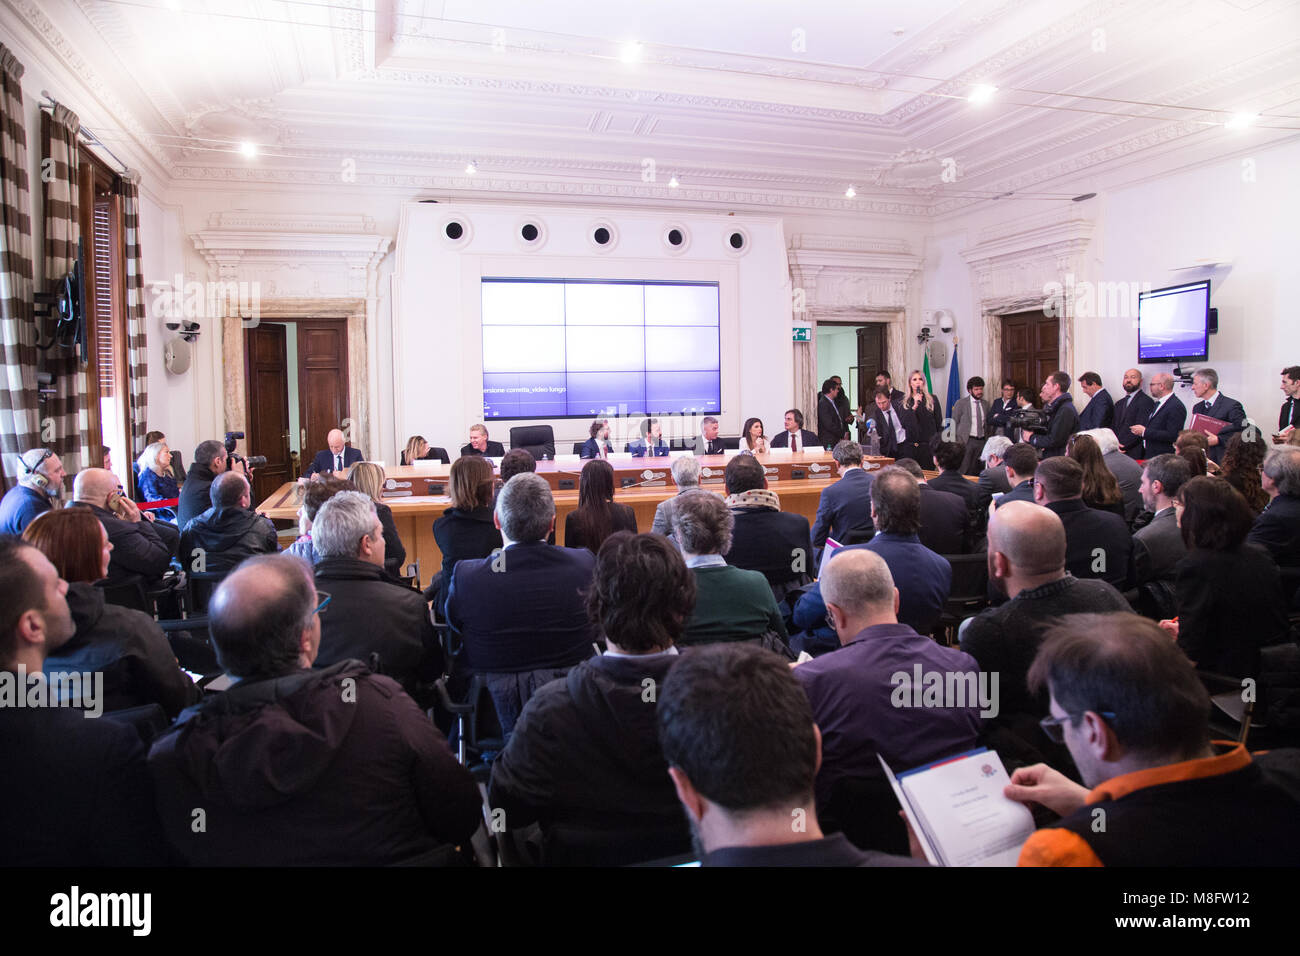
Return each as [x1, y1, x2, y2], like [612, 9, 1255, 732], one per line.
[791, 433, 799, 453]
[335, 454, 342, 472]
[974, 398, 983, 438]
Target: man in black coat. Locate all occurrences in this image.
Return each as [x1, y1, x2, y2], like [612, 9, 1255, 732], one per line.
[723, 455, 814, 604]
[1132, 454, 1191, 587]
[992, 442, 1039, 511]
[928, 441, 980, 514]
[988, 380, 1018, 438]
[816, 379, 847, 449]
[1189, 368, 1246, 466]
[892, 458, 968, 555]
[1025, 371, 1079, 459]
[310, 490, 442, 701]
[810, 440, 875, 552]
[867, 388, 905, 458]
[71, 468, 176, 589]
[874, 371, 906, 404]
[1130, 372, 1186, 458]
[179, 439, 251, 530]
[1250, 446, 1300, 567]
[459, 423, 506, 458]
[1033, 457, 1131, 589]
[1076, 372, 1115, 431]
[1113, 368, 1156, 460]
[1280, 365, 1300, 439]
[180, 472, 278, 573]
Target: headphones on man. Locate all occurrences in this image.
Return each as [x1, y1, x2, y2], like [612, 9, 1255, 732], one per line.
[20, 449, 54, 491]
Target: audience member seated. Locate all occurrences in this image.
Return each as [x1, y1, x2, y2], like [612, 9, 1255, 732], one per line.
[928, 440, 980, 518]
[0, 538, 168, 865]
[489, 533, 693, 859]
[1007, 615, 1300, 866]
[1131, 454, 1192, 589]
[770, 408, 819, 453]
[447, 473, 597, 732]
[179, 439, 245, 530]
[1032, 457, 1131, 589]
[723, 454, 813, 605]
[960, 502, 1129, 766]
[1079, 427, 1143, 523]
[1067, 434, 1125, 518]
[794, 468, 952, 653]
[741, 416, 769, 454]
[459, 423, 505, 458]
[810, 440, 874, 553]
[564, 459, 637, 552]
[431, 456, 502, 618]
[70, 468, 176, 590]
[992, 442, 1039, 510]
[628, 417, 669, 457]
[672, 490, 788, 651]
[1, 448, 65, 535]
[284, 475, 353, 564]
[180, 472, 279, 573]
[498, 448, 536, 484]
[24, 509, 198, 718]
[651, 455, 700, 537]
[658, 642, 920, 867]
[306, 427, 364, 478]
[1175, 429, 1213, 477]
[135, 441, 179, 506]
[795, 549, 981, 811]
[147, 555, 479, 865]
[346, 461, 408, 578]
[1219, 432, 1270, 516]
[1166, 477, 1288, 679]
[143, 430, 185, 483]
[892, 458, 968, 555]
[1249, 446, 1300, 567]
[579, 419, 613, 459]
[310, 491, 441, 700]
[975, 435, 1013, 516]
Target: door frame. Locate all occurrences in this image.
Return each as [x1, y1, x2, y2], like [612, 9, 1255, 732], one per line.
[979, 292, 1075, 397]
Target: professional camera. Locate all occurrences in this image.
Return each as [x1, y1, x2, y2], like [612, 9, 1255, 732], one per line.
[1007, 407, 1050, 435]
[224, 430, 268, 469]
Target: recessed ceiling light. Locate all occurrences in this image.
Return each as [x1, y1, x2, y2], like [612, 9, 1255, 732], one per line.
[892, 27, 906, 36]
[845, 185, 856, 198]
[968, 84, 998, 106]
[239, 141, 257, 159]
[1225, 112, 1257, 131]
[668, 175, 679, 188]
[464, 160, 478, 174]
[620, 41, 643, 64]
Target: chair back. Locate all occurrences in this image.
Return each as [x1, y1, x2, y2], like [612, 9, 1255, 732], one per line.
[944, 552, 989, 600]
[95, 575, 150, 614]
[842, 527, 875, 546]
[509, 425, 555, 460]
[188, 570, 231, 614]
[540, 818, 691, 867]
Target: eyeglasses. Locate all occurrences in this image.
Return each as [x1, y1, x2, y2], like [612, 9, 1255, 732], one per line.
[314, 590, 332, 615]
[1040, 710, 1116, 744]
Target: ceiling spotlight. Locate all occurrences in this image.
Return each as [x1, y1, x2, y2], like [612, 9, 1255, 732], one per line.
[1225, 112, 1257, 131]
[464, 160, 478, 175]
[845, 185, 856, 198]
[968, 84, 998, 106]
[238, 141, 257, 159]
[668, 175, 679, 188]
[620, 41, 643, 64]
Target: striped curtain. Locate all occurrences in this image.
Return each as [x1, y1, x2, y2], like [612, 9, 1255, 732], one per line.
[40, 104, 90, 485]
[120, 172, 148, 456]
[0, 43, 38, 491]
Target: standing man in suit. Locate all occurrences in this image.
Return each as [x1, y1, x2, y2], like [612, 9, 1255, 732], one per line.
[1076, 372, 1115, 432]
[988, 380, 1018, 438]
[1024, 371, 1079, 459]
[1130, 372, 1186, 459]
[829, 376, 854, 435]
[307, 428, 364, 478]
[694, 416, 725, 455]
[1113, 368, 1156, 460]
[1189, 368, 1246, 466]
[874, 372, 905, 404]
[816, 379, 847, 450]
[1279, 366, 1300, 440]
[770, 409, 819, 453]
[869, 388, 905, 459]
[951, 376, 991, 475]
[459, 424, 506, 459]
[810, 440, 875, 553]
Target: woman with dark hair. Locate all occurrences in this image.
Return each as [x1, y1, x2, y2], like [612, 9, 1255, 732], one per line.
[431, 456, 502, 617]
[1219, 432, 1269, 515]
[1166, 476, 1289, 678]
[580, 419, 613, 459]
[1175, 430, 1216, 476]
[1067, 434, 1125, 517]
[897, 369, 943, 469]
[22, 508, 199, 717]
[741, 417, 769, 454]
[564, 459, 637, 552]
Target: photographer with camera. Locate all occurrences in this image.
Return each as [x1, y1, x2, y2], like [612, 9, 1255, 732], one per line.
[1022, 371, 1079, 459]
[178, 435, 260, 530]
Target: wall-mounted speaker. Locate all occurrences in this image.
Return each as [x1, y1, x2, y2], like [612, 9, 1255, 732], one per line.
[1208, 307, 1218, 334]
[515, 219, 547, 249]
[723, 227, 750, 257]
[440, 218, 472, 245]
[663, 225, 690, 254]
[588, 220, 619, 252]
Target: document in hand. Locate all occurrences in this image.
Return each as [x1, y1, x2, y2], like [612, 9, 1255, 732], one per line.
[1189, 413, 1229, 436]
[880, 749, 1035, 867]
[817, 537, 842, 578]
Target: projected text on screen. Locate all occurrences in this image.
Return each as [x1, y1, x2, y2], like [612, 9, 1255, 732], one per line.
[482, 279, 721, 419]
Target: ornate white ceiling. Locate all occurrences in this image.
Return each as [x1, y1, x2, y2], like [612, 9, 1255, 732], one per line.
[8, 0, 1299, 218]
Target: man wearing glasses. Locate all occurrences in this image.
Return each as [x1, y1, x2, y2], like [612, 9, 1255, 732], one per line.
[1005, 614, 1300, 866]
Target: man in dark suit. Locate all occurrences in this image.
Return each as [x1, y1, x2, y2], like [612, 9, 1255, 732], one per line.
[1076, 372, 1115, 431]
[1033, 457, 1131, 589]
[307, 428, 364, 477]
[628, 418, 670, 457]
[974, 436, 1013, 523]
[1113, 368, 1156, 460]
[723, 455, 814, 604]
[951, 376, 992, 475]
[693, 416, 726, 455]
[988, 379, 1018, 438]
[874, 371, 905, 404]
[1279, 365, 1300, 439]
[1132, 454, 1191, 586]
[893, 458, 968, 555]
[459, 423, 505, 459]
[579, 420, 613, 459]
[929, 441, 980, 514]
[1024, 371, 1079, 459]
[1189, 368, 1246, 466]
[991, 442, 1040, 515]
[830, 376, 854, 435]
[1130, 372, 1185, 459]
[770, 408, 819, 453]
[1250, 446, 1300, 567]
[816, 379, 847, 449]
[446, 473, 597, 733]
[810, 440, 874, 552]
[868, 388, 905, 459]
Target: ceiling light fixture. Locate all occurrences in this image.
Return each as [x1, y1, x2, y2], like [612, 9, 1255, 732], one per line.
[844, 185, 857, 198]
[668, 175, 679, 188]
[620, 41, 643, 64]
[1225, 112, 1257, 131]
[968, 84, 998, 106]
[238, 140, 257, 159]
[465, 160, 478, 174]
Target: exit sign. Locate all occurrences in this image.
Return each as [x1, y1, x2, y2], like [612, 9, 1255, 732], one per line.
[792, 326, 812, 342]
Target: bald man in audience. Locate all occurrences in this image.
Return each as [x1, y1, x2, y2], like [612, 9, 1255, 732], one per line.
[70, 468, 177, 589]
[959, 501, 1129, 766]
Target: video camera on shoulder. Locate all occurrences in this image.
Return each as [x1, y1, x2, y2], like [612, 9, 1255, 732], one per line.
[224, 430, 268, 469]
[1007, 407, 1050, 435]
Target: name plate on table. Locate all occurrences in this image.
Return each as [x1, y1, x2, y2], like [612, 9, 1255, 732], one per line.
[382, 479, 414, 498]
[620, 467, 670, 489]
[697, 465, 726, 485]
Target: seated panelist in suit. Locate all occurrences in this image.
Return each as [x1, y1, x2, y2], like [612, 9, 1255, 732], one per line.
[306, 428, 364, 478]
[1113, 368, 1156, 460]
[628, 417, 670, 457]
[580, 419, 614, 460]
[769, 408, 819, 453]
[1189, 368, 1246, 466]
[694, 416, 726, 455]
[742, 417, 769, 455]
[460, 423, 506, 459]
[1130, 373, 1186, 459]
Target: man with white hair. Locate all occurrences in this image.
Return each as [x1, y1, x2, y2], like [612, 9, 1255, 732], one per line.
[1248, 446, 1300, 568]
[1078, 427, 1143, 522]
[306, 427, 364, 478]
[0, 448, 66, 535]
[70, 468, 176, 588]
[652, 454, 701, 536]
[1189, 367, 1246, 466]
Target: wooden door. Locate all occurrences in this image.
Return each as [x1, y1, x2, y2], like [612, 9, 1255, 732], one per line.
[298, 320, 351, 467]
[1001, 310, 1060, 403]
[855, 324, 887, 409]
[245, 324, 292, 502]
